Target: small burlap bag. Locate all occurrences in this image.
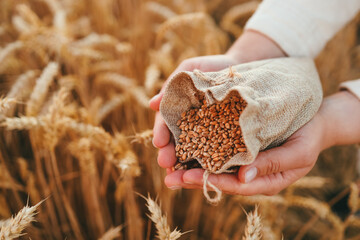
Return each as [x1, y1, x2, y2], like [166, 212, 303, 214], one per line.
[160, 57, 323, 203]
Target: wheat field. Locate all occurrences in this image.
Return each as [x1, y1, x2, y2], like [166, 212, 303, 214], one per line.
[0, 0, 360, 239]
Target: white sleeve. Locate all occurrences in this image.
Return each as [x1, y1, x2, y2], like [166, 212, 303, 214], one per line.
[245, 0, 360, 58]
[340, 80, 360, 101]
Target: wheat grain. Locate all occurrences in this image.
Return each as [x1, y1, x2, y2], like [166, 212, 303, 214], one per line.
[175, 96, 247, 171]
[26, 62, 59, 116]
[0, 201, 43, 240]
[242, 205, 262, 240]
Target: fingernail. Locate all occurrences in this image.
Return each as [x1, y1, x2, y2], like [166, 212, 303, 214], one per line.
[150, 94, 159, 103]
[245, 167, 257, 183]
[169, 186, 181, 190]
[184, 181, 193, 185]
[152, 138, 157, 148]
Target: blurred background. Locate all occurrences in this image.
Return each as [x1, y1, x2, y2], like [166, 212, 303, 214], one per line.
[0, 0, 359, 239]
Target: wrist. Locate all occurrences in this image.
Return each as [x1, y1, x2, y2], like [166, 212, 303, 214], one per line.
[225, 30, 287, 64]
[318, 91, 360, 148]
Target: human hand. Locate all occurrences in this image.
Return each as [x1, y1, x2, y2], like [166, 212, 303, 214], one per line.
[150, 30, 287, 175]
[164, 111, 325, 194]
[164, 91, 360, 195]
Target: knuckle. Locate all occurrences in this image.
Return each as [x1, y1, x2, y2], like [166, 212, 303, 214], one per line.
[265, 159, 281, 175]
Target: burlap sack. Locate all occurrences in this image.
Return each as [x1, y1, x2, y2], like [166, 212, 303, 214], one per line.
[159, 57, 323, 203]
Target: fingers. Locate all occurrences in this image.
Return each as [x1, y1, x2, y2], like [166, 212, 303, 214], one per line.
[152, 112, 170, 148]
[181, 167, 310, 195]
[164, 170, 202, 190]
[149, 92, 164, 111]
[238, 139, 315, 183]
[157, 142, 177, 168]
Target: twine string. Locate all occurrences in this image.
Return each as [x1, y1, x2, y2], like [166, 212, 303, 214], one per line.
[202, 170, 222, 205]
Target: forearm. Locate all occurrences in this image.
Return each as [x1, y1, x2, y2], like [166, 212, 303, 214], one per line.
[319, 91, 360, 149]
[226, 30, 286, 63]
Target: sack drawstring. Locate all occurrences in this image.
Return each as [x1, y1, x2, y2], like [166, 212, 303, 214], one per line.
[203, 170, 222, 205]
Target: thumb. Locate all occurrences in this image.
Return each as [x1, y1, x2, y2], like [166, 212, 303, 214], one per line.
[237, 139, 312, 183]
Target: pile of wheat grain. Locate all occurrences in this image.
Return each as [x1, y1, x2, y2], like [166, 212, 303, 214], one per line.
[0, 0, 359, 239]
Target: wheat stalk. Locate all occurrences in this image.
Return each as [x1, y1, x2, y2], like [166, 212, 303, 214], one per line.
[242, 205, 262, 240]
[0, 201, 43, 240]
[145, 195, 183, 240]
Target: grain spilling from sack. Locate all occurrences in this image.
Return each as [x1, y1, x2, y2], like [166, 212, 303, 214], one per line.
[174, 96, 247, 172]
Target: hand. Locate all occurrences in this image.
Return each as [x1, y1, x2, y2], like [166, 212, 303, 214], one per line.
[150, 30, 287, 173]
[164, 112, 325, 195]
[150, 54, 241, 171]
[164, 91, 360, 195]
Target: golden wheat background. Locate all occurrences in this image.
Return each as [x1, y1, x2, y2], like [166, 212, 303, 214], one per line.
[0, 0, 359, 239]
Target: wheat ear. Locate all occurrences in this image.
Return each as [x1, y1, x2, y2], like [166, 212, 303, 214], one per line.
[144, 64, 161, 95]
[242, 205, 262, 240]
[0, 201, 43, 239]
[26, 62, 59, 116]
[2, 116, 45, 130]
[0, 41, 23, 64]
[145, 195, 183, 240]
